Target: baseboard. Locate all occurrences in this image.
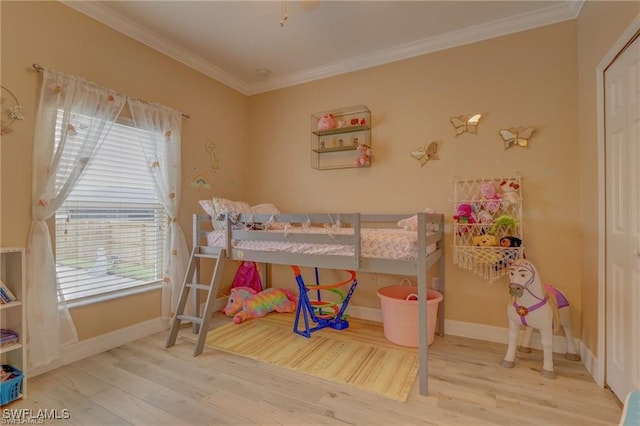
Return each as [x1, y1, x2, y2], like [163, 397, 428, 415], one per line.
[348, 305, 581, 355]
[29, 301, 600, 386]
[579, 342, 601, 386]
[29, 317, 168, 378]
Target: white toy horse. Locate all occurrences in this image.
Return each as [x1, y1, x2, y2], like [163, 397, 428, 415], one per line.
[501, 260, 580, 378]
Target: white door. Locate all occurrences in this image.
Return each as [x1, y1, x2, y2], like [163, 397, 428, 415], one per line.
[605, 33, 640, 401]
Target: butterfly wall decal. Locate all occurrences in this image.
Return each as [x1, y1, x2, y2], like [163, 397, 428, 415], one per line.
[411, 141, 439, 167]
[450, 113, 482, 136]
[499, 127, 535, 149]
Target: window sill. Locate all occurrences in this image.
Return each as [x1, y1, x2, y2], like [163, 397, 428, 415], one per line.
[66, 281, 162, 309]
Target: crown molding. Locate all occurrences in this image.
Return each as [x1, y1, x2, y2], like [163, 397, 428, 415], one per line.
[61, 0, 583, 97]
[60, 1, 251, 95]
[249, 0, 584, 95]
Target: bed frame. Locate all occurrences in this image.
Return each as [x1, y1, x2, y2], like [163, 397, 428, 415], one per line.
[170, 212, 445, 396]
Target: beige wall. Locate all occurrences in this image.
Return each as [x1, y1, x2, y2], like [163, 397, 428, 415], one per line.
[249, 21, 582, 330]
[576, 1, 639, 354]
[1, 0, 637, 357]
[0, 1, 249, 339]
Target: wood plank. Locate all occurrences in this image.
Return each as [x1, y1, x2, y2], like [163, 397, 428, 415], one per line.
[10, 313, 622, 426]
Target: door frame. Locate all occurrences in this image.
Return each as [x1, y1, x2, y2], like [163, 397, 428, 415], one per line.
[596, 14, 640, 388]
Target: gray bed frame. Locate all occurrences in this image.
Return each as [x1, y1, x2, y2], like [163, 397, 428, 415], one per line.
[188, 211, 445, 396]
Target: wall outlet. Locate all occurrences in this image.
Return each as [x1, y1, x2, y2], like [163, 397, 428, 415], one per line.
[432, 277, 440, 290]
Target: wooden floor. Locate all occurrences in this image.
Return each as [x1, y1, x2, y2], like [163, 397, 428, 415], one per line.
[8, 314, 622, 425]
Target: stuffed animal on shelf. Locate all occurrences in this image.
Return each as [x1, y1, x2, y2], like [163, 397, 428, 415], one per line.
[499, 179, 520, 206]
[317, 114, 336, 131]
[222, 286, 297, 324]
[354, 144, 372, 167]
[478, 181, 502, 213]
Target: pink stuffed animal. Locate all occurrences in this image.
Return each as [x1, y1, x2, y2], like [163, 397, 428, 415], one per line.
[354, 144, 372, 167]
[222, 286, 297, 324]
[316, 114, 336, 131]
[479, 181, 502, 213]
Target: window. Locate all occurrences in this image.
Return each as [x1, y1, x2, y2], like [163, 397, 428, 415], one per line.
[55, 115, 168, 304]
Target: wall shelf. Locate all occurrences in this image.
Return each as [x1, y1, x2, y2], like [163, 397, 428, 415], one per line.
[311, 105, 371, 170]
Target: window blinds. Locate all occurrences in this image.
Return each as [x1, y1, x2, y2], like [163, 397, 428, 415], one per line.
[55, 115, 168, 302]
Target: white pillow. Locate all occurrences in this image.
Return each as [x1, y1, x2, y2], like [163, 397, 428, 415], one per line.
[199, 200, 215, 217]
[397, 208, 435, 231]
[213, 198, 251, 229]
[250, 203, 290, 230]
[250, 203, 280, 215]
[199, 198, 251, 230]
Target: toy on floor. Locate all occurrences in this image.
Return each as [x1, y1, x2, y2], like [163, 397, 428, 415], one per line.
[501, 260, 580, 379]
[519, 282, 580, 362]
[222, 286, 297, 324]
[290, 266, 358, 338]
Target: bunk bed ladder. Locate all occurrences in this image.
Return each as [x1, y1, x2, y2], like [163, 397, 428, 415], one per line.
[165, 247, 227, 356]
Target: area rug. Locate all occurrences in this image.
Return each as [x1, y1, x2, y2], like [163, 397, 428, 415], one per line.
[204, 314, 418, 401]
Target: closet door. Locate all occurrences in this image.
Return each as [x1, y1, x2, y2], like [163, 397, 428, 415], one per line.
[604, 33, 640, 401]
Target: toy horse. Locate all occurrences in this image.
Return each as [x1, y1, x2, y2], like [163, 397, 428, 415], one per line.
[222, 286, 297, 324]
[501, 260, 580, 378]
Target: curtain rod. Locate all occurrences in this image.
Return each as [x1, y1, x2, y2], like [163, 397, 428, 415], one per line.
[32, 63, 191, 119]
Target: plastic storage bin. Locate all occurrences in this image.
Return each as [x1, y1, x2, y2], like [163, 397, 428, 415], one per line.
[377, 284, 443, 347]
[0, 365, 23, 406]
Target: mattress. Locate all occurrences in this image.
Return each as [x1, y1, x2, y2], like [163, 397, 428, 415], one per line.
[206, 227, 437, 260]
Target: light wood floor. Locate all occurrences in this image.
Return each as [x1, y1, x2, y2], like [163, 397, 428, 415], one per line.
[8, 314, 622, 426]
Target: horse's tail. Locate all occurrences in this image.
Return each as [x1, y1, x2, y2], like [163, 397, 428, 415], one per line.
[543, 284, 561, 333]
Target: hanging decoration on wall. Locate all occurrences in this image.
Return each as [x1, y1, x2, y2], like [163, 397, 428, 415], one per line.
[499, 127, 535, 149]
[206, 138, 220, 170]
[190, 172, 212, 190]
[411, 141, 440, 167]
[1, 86, 25, 136]
[450, 113, 482, 136]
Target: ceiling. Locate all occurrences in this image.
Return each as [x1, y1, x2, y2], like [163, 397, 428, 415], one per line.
[63, 1, 583, 96]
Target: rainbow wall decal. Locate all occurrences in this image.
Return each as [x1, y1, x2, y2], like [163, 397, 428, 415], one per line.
[190, 174, 211, 190]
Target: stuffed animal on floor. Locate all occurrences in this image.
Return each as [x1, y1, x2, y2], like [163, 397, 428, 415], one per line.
[222, 286, 297, 324]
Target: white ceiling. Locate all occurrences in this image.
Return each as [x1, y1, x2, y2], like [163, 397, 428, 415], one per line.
[63, 1, 583, 96]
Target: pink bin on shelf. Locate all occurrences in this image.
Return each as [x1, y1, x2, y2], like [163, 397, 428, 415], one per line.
[377, 284, 443, 347]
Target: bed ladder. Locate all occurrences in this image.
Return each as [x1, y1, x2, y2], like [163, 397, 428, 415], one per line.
[165, 247, 227, 356]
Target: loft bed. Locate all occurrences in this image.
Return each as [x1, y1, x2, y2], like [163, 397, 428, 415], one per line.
[167, 211, 445, 396]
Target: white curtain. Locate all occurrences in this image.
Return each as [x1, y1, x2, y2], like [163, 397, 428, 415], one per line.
[127, 99, 188, 321]
[27, 69, 125, 368]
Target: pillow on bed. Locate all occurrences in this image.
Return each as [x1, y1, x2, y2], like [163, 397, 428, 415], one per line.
[250, 203, 289, 230]
[250, 203, 280, 215]
[199, 198, 251, 230]
[398, 208, 435, 231]
[213, 197, 251, 229]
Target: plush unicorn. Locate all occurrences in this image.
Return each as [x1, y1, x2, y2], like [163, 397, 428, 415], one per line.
[222, 286, 297, 324]
[501, 260, 580, 378]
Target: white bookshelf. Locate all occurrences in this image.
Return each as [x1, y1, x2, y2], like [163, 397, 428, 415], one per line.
[1, 247, 27, 403]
